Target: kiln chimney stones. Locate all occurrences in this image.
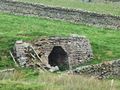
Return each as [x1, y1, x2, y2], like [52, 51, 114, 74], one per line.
[13, 36, 93, 70]
[33, 36, 93, 70]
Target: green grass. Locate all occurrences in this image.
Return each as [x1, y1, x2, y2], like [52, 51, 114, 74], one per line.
[16, 0, 120, 16]
[0, 12, 120, 68]
[0, 69, 120, 90]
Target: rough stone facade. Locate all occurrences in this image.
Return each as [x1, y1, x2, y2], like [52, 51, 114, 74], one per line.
[33, 36, 93, 70]
[0, 0, 120, 29]
[12, 36, 92, 70]
[13, 40, 30, 67]
[74, 59, 120, 79]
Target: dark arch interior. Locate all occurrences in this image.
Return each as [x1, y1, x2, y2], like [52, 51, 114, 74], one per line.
[48, 46, 68, 70]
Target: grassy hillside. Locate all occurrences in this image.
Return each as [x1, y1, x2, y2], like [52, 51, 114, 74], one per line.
[0, 12, 120, 68]
[16, 0, 120, 16]
[0, 0, 120, 89]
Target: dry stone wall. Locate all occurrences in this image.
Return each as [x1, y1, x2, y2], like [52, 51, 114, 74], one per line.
[33, 36, 93, 70]
[12, 36, 93, 70]
[0, 0, 120, 29]
[74, 59, 120, 79]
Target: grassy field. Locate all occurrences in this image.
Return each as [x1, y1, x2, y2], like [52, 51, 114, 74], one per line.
[0, 69, 120, 90]
[16, 0, 120, 16]
[0, 1, 120, 89]
[0, 12, 120, 68]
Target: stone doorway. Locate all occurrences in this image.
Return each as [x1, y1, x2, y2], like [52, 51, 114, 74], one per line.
[48, 46, 69, 70]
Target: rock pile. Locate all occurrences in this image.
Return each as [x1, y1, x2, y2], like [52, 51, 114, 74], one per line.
[12, 40, 47, 71]
[74, 59, 120, 79]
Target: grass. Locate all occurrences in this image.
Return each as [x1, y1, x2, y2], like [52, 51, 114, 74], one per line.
[0, 12, 120, 68]
[0, 69, 120, 90]
[0, 2, 120, 89]
[16, 0, 120, 16]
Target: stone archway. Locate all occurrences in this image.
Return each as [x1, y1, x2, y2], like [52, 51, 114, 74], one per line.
[48, 46, 69, 70]
[31, 36, 93, 70]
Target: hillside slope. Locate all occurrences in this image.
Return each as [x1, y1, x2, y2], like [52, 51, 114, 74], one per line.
[0, 13, 120, 68]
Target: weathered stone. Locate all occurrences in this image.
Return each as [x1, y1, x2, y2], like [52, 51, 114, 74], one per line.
[33, 36, 93, 70]
[13, 36, 93, 71]
[13, 40, 29, 67]
[49, 66, 59, 72]
[74, 59, 120, 79]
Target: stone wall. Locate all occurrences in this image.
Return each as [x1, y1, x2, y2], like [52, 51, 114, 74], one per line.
[13, 36, 93, 70]
[0, 0, 120, 29]
[74, 59, 120, 79]
[33, 36, 93, 70]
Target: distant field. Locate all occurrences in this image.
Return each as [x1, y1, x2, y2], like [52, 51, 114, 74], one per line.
[16, 0, 120, 16]
[0, 13, 120, 68]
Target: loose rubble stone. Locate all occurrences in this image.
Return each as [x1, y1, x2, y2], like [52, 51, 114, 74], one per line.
[74, 59, 120, 79]
[49, 66, 59, 72]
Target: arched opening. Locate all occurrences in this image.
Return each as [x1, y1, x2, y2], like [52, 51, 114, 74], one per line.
[48, 46, 68, 70]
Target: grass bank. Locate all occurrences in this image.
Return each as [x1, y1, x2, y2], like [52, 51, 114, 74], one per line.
[0, 69, 120, 90]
